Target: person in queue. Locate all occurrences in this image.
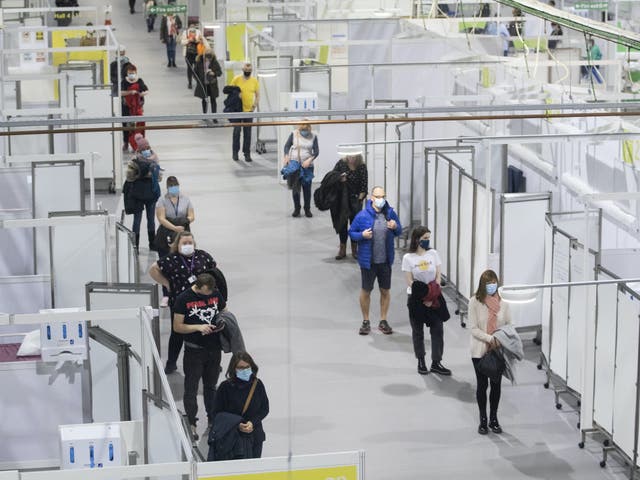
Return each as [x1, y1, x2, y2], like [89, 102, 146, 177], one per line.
[211, 352, 269, 459]
[469, 269, 512, 435]
[230, 63, 259, 162]
[349, 186, 402, 336]
[332, 154, 367, 259]
[155, 176, 195, 306]
[402, 226, 451, 376]
[282, 122, 319, 218]
[120, 64, 149, 151]
[194, 48, 223, 118]
[149, 231, 217, 374]
[160, 12, 182, 68]
[173, 273, 227, 440]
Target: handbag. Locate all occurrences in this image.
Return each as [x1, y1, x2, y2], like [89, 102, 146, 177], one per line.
[154, 216, 190, 251]
[242, 378, 258, 416]
[477, 348, 505, 383]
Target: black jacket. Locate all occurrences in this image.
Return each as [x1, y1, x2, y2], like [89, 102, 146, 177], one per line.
[159, 15, 182, 43]
[207, 412, 254, 461]
[122, 158, 158, 213]
[194, 56, 223, 100]
[313, 171, 349, 233]
[222, 85, 243, 113]
[408, 280, 450, 325]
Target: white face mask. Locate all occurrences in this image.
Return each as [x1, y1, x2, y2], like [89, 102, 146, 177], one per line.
[373, 198, 386, 209]
[180, 244, 194, 256]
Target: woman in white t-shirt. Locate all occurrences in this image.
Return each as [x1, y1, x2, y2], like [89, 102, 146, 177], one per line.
[401, 226, 451, 377]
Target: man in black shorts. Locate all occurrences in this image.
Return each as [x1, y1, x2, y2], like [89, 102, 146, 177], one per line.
[349, 186, 402, 335]
[173, 273, 226, 440]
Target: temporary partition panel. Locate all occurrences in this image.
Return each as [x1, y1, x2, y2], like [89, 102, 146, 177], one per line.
[392, 122, 415, 234]
[49, 212, 110, 308]
[115, 222, 139, 283]
[434, 158, 450, 279]
[74, 85, 115, 189]
[593, 269, 618, 434]
[86, 283, 160, 423]
[549, 231, 571, 381]
[0, 168, 33, 276]
[458, 174, 475, 299]
[541, 218, 554, 362]
[58, 62, 97, 110]
[0, 275, 51, 313]
[500, 193, 551, 328]
[32, 160, 85, 275]
[473, 183, 493, 291]
[256, 55, 293, 145]
[449, 166, 460, 288]
[6, 116, 51, 156]
[296, 65, 331, 110]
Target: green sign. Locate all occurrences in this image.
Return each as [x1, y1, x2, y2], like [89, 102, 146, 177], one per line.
[148, 4, 187, 14]
[574, 1, 608, 9]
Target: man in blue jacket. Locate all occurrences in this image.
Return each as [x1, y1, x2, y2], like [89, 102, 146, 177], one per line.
[349, 186, 402, 335]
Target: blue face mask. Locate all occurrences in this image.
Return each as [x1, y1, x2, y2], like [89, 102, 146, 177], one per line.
[236, 367, 252, 382]
[141, 149, 152, 158]
[486, 283, 498, 296]
[419, 239, 430, 250]
[167, 186, 180, 196]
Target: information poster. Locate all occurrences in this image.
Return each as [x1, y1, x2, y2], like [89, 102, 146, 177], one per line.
[19, 29, 48, 71]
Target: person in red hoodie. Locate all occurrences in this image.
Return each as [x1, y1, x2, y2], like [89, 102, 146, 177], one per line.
[121, 64, 149, 151]
[402, 226, 452, 376]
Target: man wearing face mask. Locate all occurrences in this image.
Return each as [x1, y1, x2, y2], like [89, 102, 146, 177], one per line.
[173, 273, 226, 440]
[149, 232, 218, 374]
[230, 63, 260, 162]
[282, 123, 319, 217]
[349, 186, 402, 336]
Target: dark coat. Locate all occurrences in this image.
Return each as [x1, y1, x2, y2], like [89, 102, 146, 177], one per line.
[314, 170, 347, 214]
[213, 377, 269, 443]
[408, 280, 450, 326]
[207, 412, 254, 461]
[222, 85, 242, 113]
[122, 158, 158, 213]
[194, 55, 223, 99]
[218, 311, 246, 354]
[159, 15, 182, 43]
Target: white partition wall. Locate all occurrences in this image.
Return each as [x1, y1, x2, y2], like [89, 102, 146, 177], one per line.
[0, 275, 51, 313]
[500, 193, 551, 328]
[115, 222, 139, 283]
[458, 175, 474, 299]
[449, 167, 460, 288]
[473, 183, 492, 293]
[549, 232, 571, 381]
[541, 218, 553, 362]
[434, 158, 450, 280]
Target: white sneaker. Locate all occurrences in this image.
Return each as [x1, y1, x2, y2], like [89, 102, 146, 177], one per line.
[161, 296, 169, 307]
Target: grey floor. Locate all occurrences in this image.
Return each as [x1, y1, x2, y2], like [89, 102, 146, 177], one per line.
[95, 5, 628, 478]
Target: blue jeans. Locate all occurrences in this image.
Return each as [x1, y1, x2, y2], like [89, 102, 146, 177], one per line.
[132, 198, 156, 236]
[166, 36, 177, 63]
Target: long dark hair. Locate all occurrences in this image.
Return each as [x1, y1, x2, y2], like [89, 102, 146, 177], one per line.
[474, 269, 500, 304]
[408, 226, 430, 253]
[226, 351, 259, 380]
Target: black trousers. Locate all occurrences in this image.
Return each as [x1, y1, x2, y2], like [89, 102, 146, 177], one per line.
[185, 53, 197, 85]
[167, 305, 183, 366]
[292, 182, 311, 210]
[232, 117, 252, 156]
[472, 357, 502, 418]
[201, 96, 217, 114]
[183, 346, 222, 425]
[408, 298, 444, 363]
[338, 196, 363, 243]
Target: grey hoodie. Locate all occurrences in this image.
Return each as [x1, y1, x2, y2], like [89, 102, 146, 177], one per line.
[493, 324, 524, 384]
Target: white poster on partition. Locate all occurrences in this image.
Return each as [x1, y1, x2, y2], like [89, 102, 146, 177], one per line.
[19, 29, 48, 72]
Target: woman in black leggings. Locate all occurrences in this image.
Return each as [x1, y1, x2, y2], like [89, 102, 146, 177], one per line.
[332, 154, 367, 259]
[468, 269, 512, 434]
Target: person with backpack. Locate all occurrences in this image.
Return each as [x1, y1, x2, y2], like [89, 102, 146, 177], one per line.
[331, 154, 367, 259]
[282, 123, 319, 217]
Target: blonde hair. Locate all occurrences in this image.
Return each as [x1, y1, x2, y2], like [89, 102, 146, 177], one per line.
[169, 231, 195, 254]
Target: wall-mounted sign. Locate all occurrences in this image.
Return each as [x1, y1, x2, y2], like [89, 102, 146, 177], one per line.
[148, 4, 187, 14]
[574, 2, 608, 9]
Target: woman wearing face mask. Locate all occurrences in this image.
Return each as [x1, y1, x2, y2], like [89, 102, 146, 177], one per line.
[282, 123, 319, 217]
[402, 226, 452, 376]
[149, 231, 217, 374]
[120, 64, 149, 151]
[155, 176, 195, 305]
[332, 154, 368, 260]
[209, 352, 269, 460]
[469, 269, 511, 435]
[193, 48, 222, 118]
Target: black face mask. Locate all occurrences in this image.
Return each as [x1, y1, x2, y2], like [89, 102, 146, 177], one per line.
[243, 71, 252, 78]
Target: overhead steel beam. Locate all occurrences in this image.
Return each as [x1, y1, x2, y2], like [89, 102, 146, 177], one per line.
[494, 0, 640, 50]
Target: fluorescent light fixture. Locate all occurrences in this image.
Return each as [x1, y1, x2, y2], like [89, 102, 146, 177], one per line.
[203, 24, 221, 29]
[256, 69, 277, 78]
[337, 145, 364, 156]
[498, 286, 539, 304]
[373, 9, 394, 18]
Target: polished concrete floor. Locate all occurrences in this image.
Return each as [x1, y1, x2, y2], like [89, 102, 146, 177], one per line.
[101, 4, 627, 479]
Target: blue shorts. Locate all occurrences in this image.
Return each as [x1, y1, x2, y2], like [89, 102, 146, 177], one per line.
[361, 263, 392, 292]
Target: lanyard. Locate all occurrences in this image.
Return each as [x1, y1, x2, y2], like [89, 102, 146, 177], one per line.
[180, 251, 195, 273]
[171, 196, 180, 218]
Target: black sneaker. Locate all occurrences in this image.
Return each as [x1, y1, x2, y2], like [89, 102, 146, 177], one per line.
[489, 418, 503, 434]
[478, 417, 489, 435]
[164, 362, 177, 374]
[304, 209, 313, 218]
[244, 156, 253, 162]
[188, 83, 192, 89]
[359, 320, 371, 335]
[417, 358, 429, 375]
[430, 362, 452, 376]
[291, 208, 301, 218]
[232, 152, 239, 161]
[378, 320, 393, 335]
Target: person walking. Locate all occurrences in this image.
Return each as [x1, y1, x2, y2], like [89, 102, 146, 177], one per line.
[155, 176, 195, 306]
[194, 49, 223, 117]
[181, 24, 209, 89]
[148, 232, 218, 374]
[469, 269, 512, 435]
[349, 186, 402, 336]
[402, 226, 451, 376]
[230, 63, 259, 162]
[160, 13, 182, 67]
[145, 0, 157, 32]
[173, 273, 227, 440]
[120, 64, 148, 151]
[282, 123, 319, 218]
[210, 352, 269, 460]
[332, 154, 367, 259]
